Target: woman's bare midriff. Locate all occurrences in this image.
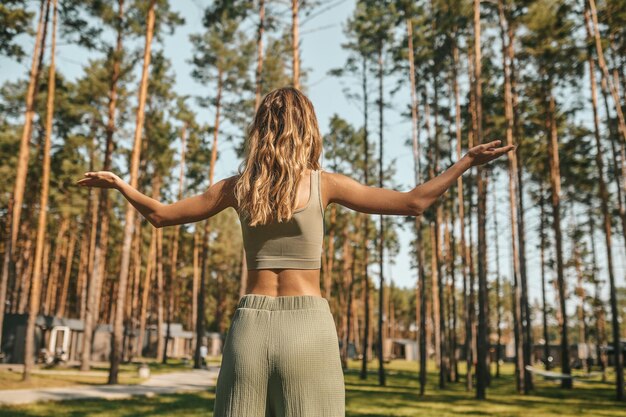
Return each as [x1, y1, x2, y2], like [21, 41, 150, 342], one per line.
[244, 268, 323, 297]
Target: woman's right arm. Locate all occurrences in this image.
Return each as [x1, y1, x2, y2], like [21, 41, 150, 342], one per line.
[76, 171, 238, 227]
[325, 140, 514, 216]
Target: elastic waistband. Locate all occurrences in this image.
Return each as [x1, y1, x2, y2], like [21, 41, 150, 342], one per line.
[237, 294, 330, 311]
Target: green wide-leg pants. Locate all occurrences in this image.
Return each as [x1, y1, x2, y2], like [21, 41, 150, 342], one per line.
[212, 294, 345, 417]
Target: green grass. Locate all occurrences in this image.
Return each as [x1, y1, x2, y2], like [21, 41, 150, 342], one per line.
[0, 359, 196, 390]
[0, 360, 622, 416]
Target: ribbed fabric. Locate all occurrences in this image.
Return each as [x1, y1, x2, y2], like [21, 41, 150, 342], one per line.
[213, 294, 345, 417]
[239, 169, 324, 270]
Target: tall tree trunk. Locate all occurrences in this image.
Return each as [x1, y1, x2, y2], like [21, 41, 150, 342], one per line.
[0, 0, 48, 349]
[23, 0, 57, 380]
[17, 224, 36, 314]
[44, 217, 68, 315]
[137, 224, 156, 357]
[255, 0, 265, 110]
[503, 12, 533, 391]
[340, 227, 354, 368]
[473, 0, 488, 400]
[452, 38, 471, 391]
[126, 132, 150, 359]
[194, 68, 223, 369]
[75, 205, 91, 319]
[444, 207, 457, 382]
[154, 176, 165, 361]
[491, 179, 502, 379]
[466, 46, 478, 393]
[428, 20, 448, 385]
[588, 210, 608, 382]
[430, 221, 441, 368]
[497, 0, 526, 393]
[56, 226, 76, 317]
[291, 0, 300, 89]
[424, 89, 442, 383]
[359, 55, 371, 381]
[601, 75, 626, 249]
[81, 0, 124, 372]
[126, 214, 143, 361]
[108, 0, 155, 384]
[79, 138, 99, 321]
[192, 227, 200, 348]
[588, 0, 626, 147]
[539, 184, 550, 370]
[407, 18, 427, 394]
[376, 42, 386, 387]
[546, 89, 572, 389]
[162, 124, 186, 364]
[584, 4, 623, 399]
[574, 232, 588, 373]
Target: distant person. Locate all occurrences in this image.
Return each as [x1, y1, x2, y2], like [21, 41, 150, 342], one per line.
[200, 344, 208, 367]
[77, 86, 512, 417]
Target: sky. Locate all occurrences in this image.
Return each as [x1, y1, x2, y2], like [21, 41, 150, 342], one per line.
[1, 0, 624, 320]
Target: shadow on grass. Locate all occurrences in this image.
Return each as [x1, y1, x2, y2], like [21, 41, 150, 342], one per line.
[0, 389, 217, 417]
[1, 361, 622, 417]
[343, 363, 624, 417]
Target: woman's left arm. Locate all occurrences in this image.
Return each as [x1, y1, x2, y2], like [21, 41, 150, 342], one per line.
[76, 171, 238, 228]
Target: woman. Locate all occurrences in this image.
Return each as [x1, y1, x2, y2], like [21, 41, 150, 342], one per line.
[77, 86, 513, 416]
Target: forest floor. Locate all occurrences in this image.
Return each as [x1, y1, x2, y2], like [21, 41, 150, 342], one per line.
[0, 359, 622, 416]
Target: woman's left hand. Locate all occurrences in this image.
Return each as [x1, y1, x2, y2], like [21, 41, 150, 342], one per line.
[75, 171, 121, 189]
[465, 140, 515, 167]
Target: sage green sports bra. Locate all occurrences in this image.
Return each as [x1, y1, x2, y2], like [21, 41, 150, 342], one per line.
[238, 169, 324, 270]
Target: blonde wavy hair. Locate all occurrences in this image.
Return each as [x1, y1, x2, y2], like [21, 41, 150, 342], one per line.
[234, 87, 323, 226]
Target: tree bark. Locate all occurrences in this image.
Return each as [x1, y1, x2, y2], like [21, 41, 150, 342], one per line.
[291, 0, 300, 89]
[81, 0, 124, 372]
[23, 0, 57, 380]
[359, 55, 371, 381]
[44, 217, 68, 315]
[108, 0, 155, 384]
[588, 0, 626, 147]
[584, 3, 623, 399]
[137, 223, 156, 357]
[407, 18, 427, 393]
[255, 0, 265, 110]
[56, 226, 76, 317]
[376, 42, 386, 387]
[539, 184, 550, 370]
[0, 0, 48, 350]
[546, 89, 572, 389]
[473, 0, 488, 400]
[497, 0, 526, 393]
[194, 68, 223, 369]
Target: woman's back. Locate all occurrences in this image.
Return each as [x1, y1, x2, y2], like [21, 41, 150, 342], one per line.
[239, 169, 324, 271]
[237, 168, 327, 297]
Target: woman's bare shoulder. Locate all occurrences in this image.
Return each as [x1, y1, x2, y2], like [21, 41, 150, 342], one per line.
[318, 169, 352, 208]
[217, 173, 241, 212]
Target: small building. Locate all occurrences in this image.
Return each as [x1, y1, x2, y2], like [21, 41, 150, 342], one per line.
[0, 313, 110, 364]
[386, 338, 419, 361]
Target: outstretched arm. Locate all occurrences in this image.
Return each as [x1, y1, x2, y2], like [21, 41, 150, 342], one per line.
[325, 140, 514, 216]
[76, 172, 238, 228]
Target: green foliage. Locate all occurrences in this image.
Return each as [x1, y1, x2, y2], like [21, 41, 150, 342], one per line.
[189, 2, 256, 158]
[0, 0, 32, 61]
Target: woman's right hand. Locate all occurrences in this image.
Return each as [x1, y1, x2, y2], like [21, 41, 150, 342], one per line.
[76, 171, 121, 189]
[464, 140, 515, 167]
